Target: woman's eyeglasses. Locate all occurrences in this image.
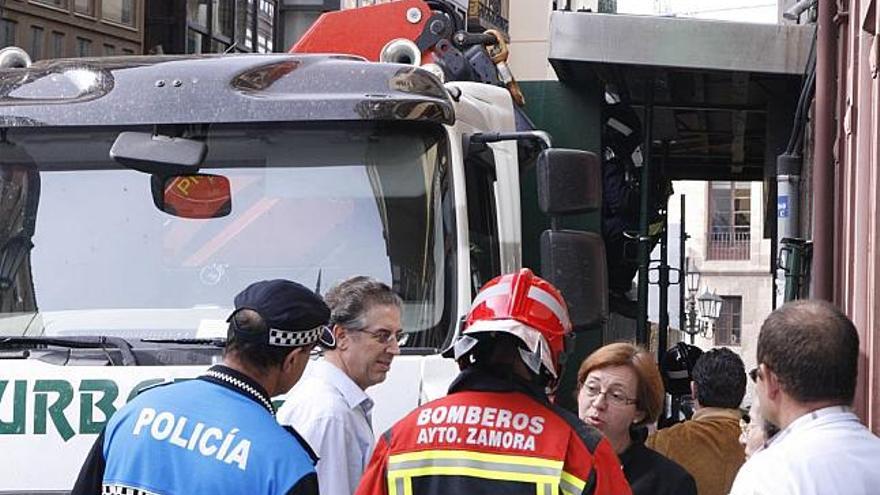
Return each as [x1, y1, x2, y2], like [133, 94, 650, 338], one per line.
[581, 382, 638, 407]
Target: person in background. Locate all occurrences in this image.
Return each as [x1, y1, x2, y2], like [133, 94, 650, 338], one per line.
[739, 395, 780, 460]
[657, 342, 703, 427]
[646, 347, 746, 495]
[730, 300, 880, 495]
[278, 276, 404, 495]
[577, 342, 696, 495]
[72, 279, 330, 495]
[356, 269, 632, 495]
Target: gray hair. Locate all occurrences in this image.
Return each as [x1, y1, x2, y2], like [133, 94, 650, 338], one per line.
[324, 276, 402, 331]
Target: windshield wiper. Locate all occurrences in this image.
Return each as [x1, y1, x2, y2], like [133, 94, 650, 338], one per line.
[0, 336, 137, 365]
[139, 337, 225, 347]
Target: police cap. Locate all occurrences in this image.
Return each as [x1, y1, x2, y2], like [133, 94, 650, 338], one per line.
[229, 279, 330, 347]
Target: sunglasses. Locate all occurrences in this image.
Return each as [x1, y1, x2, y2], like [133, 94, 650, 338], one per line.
[749, 367, 763, 382]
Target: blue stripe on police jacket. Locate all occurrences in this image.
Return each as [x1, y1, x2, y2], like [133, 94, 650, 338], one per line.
[98, 376, 317, 495]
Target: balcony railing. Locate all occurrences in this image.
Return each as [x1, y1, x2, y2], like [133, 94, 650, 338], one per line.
[707, 227, 750, 260]
[554, 0, 617, 13]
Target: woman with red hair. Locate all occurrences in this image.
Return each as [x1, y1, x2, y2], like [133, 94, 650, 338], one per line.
[577, 343, 696, 495]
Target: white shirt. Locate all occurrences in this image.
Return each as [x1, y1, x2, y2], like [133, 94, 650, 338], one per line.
[277, 360, 375, 495]
[729, 405, 880, 495]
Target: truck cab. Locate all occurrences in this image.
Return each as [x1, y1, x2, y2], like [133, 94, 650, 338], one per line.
[0, 50, 606, 492]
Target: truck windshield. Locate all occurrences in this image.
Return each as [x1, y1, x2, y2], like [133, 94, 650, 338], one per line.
[0, 122, 454, 348]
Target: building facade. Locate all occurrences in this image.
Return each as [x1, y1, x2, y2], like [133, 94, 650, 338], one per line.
[0, 0, 143, 60]
[809, 0, 880, 430]
[278, 0, 337, 52]
[671, 180, 773, 374]
[144, 0, 277, 55]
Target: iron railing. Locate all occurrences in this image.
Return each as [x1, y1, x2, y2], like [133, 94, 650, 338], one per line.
[707, 227, 750, 260]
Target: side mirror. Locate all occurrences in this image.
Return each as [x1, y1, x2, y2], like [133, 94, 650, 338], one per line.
[151, 174, 232, 219]
[540, 230, 608, 330]
[536, 149, 601, 215]
[537, 147, 607, 330]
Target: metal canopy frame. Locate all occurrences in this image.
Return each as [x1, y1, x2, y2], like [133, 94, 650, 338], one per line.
[548, 12, 813, 183]
[547, 12, 814, 345]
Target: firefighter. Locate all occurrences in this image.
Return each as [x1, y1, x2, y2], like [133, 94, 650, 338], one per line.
[355, 269, 632, 495]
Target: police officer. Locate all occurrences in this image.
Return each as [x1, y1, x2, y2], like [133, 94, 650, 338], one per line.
[71, 279, 330, 495]
[355, 269, 632, 495]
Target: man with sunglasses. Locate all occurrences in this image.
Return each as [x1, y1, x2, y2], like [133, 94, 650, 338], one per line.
[730, 300, 880, 495]
[278, 276, 404, 495]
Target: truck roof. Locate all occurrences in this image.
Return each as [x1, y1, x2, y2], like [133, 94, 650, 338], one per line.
[0, 53, 454, 127]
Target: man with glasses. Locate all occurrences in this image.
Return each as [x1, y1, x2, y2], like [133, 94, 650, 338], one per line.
[278, 276, 404, 495]
[730, 300, 880, 495]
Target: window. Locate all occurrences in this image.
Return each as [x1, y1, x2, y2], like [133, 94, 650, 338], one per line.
[29, 26, 44, 60]
[76, 37, 91, 57]
[1, 19, 17, 47]
[186, 0, 239, 54]
[214, 0, 234, 39]
[244, 27, 254, 49]
[465, 149, 501, 295]
[707, 181, 751, 260]
[103, 0, 135, 26]
[32, 0, 69, 8]
[51, 31, 65, 58]
[715, 296, 742, 346]
[122, 47, 134, 55]
[259, 0, 275, 16]
[186, 28, 204, 53]
[187, 0, 209, 28]
[75, 0, 95, 15]
[103, 43, 116, 56]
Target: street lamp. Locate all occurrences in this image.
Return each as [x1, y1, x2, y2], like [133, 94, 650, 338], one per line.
[685, 267, 701, 295]
[698, 289, 723, 321]
[683, 265, 722, 339]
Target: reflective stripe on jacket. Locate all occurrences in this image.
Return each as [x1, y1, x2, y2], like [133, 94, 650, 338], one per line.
[355, 369, 632, 495]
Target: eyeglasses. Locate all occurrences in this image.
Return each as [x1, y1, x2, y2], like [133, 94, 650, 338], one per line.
[359, 328, 409, 347]
[581, 382, 637, 407]
[739, 412, 752, 436]
[739, 418, 751, 438]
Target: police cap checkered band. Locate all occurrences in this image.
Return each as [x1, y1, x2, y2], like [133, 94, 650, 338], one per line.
[228, 279, 330, 347]
[268, 325, 324, 347]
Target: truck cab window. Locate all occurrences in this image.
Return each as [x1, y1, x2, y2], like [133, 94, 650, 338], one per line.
[465, 150, 500, 296]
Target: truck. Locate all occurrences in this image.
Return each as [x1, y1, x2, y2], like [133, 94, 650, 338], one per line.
[0, 1, 607, 492]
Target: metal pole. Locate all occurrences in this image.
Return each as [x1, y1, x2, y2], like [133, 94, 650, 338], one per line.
[659, 207, 669, 359]
[658, 142, 670, 361]
[636, 76, 654, 346]
[680, 195, 688, 345]
[812, 0, 835, 300]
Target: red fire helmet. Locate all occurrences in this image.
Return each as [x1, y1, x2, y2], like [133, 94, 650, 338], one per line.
[459, 268, 573, 378]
